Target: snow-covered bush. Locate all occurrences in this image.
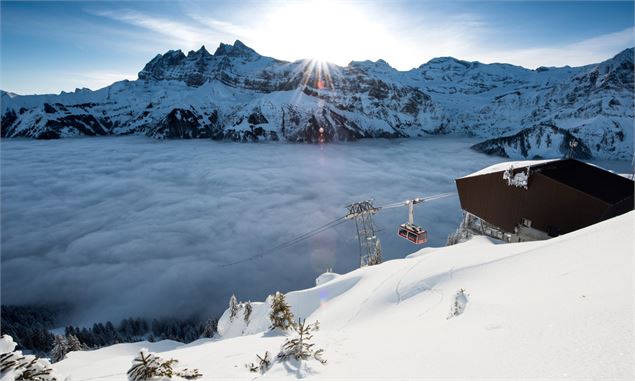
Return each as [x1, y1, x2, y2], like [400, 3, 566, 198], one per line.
[277, 319, 326, 365]
[175, 368, 202, 380]
[269, 292, 295, 331]
[127, 349, 202, 381]
[245, 351, 271, 374]
[0, 335, 58, 381]
[447, 215, 474, 245]
[447, 289, 469, 319]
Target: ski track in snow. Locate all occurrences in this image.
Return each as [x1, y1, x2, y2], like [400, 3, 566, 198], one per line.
[343, 265, 405, 328]
[49, 211, 634, 379]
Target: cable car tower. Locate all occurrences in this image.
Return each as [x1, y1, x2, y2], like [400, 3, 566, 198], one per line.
[345, 200, 381, 267]
[217, 192, 455, 269]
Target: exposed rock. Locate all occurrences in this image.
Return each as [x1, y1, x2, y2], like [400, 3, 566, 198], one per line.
[149, 108, 211, 139]
[472, 124, 593, 159]
[1, 43, 632, 159]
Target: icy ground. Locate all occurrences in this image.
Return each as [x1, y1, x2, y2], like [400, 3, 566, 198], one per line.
[53, 211, 634, 380]
[1, 137, 631, 324]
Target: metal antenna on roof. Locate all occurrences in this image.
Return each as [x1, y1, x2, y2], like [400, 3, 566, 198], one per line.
[567, 139, 578, 159]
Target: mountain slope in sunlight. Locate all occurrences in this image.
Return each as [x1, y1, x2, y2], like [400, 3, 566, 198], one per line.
[1, 42, 633, 159]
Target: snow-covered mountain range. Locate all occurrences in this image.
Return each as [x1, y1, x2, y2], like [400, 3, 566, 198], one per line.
[1, 41, 633, 159]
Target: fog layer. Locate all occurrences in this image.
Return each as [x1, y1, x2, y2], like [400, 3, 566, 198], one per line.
[3, 137, 624, 324]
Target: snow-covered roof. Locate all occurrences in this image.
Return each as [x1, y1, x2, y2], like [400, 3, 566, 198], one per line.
[458, 159, 557, 179]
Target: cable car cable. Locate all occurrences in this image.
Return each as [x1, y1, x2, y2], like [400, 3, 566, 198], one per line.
[217, 191, 456, 267]
[376, 192, 456, 210]
[218, 216, 347, 267]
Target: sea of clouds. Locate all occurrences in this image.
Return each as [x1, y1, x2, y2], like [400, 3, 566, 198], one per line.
[1, 136, 629, 325]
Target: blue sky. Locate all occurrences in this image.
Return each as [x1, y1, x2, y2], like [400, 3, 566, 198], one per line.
[1, 0, 633, 94]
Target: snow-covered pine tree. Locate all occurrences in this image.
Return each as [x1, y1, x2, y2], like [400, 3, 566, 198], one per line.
[1, 335, 58, 381]
[269, 292, 294, 331]
[368, 238, 382, 266]
[49, 335, 68, 363]
[277, 319, 326, 365]
[243, 301, 253, 325]
[201, 318, 216, 338]
[229, 294, 239, 321]
[66, 334, 84, 352]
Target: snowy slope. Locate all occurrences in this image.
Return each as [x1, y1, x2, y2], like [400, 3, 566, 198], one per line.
[1, 41, 633, 159]
[53, 211, 634, 380]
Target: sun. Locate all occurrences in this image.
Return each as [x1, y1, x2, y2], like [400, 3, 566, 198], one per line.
[260, 0, 385, 65]
[297, 58, 339, 92]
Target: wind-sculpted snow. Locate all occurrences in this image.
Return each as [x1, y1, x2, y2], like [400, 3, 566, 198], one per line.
[52, 212, 632, 380]
[1, 41, 633, 159]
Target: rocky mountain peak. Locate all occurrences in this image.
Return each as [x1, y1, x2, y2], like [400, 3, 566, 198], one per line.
[611, 48, 634, 64]
[214, 40, 258, 58]
[162, 49, 186, 63]
[2, 45, 632, 160]
[187, 45, 212, 58]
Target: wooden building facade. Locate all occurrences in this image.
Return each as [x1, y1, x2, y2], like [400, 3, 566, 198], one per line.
[455, 159, 634, 240]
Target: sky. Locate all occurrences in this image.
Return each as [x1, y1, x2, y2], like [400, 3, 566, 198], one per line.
[1, 0, 633, 95]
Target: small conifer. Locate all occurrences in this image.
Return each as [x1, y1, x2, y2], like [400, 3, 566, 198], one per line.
[245, 351, 271, 374]
[229, 294, 239, 321]
[0, 335, 58, 381]
[368, 239, 383, 266]
[269, 292, 294, 331]
[243, 301, 253, 325]
[127, 349, 202, 381]
[277, 319, 326, 365]
[66, 334, 84, 352]
[50, 335, 68, 363]
[201, 318, 216, 338]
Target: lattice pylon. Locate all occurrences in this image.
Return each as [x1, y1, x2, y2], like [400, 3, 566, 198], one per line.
[346, 200, 380, 267]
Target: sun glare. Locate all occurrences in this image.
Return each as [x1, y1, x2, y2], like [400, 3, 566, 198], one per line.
[261, 0, 387, 65]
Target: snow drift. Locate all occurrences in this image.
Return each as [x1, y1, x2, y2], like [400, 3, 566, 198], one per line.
[53, 211, 634, 379]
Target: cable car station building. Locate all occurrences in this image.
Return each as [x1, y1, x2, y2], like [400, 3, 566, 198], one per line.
[454, 159, 634, 242]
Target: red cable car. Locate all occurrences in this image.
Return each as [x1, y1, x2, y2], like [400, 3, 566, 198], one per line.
[398, 223, 428, 244]
[397, 199, 428, 244]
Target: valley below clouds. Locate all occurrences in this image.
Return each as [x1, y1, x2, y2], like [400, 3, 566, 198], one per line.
[1, 137, 629, 325]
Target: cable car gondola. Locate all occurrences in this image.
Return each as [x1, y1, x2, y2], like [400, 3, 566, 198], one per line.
[397, 199, 428, 244]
